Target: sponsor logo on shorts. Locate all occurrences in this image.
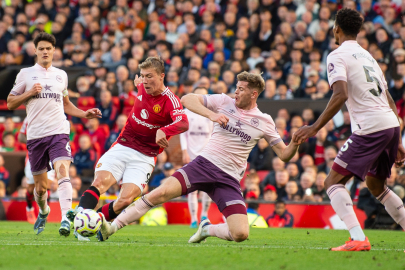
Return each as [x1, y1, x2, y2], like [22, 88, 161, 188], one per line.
[141, 183, 146, 189]
[250, 118, 259, 127]
[56, 75, 63, 83]
[96, 163, 102, 168]
[132, 113, 161, 129]
[141, 109, 149, 119]
[172, 109, 185, 115]
[153, 104, 161, 113]
[66, 142, 71, 156]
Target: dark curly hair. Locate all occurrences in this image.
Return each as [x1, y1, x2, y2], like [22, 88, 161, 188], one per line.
[335, 8, 363, 37]
[33, 32, 56, 48]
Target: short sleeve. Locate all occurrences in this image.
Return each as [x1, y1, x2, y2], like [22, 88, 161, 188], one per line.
[263, 117, 282, 147]
[327, 53, 347, 90]
[203, 94, 226, 113]
[10, 70, 26, 96]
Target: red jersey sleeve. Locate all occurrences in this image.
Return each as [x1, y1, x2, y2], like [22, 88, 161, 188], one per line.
[159, 97, 189, 137]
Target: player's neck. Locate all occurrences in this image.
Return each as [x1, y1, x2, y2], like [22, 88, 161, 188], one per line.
[151, 85, 166, 96]
[237, 102, 257, 111]
[338, 36, 356, 46]
[37, 61, 52, 70]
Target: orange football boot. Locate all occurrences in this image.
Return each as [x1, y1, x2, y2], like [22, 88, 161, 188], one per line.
[26, 207, 36, 225]
[330, 237, 371, 251]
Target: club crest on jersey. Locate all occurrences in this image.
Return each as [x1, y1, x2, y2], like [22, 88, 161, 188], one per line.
[56, 75, 63, 83]
[141, 109, 149, 119]
[250, 118, 259, 127]
[328, 63, 334, 73]
[96, 163, 102, 168]
[153, 104, 161, 113]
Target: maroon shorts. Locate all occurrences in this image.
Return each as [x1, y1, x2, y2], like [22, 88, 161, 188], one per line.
[333, 127, 400, 180]
[172, 156, 247, 218]
[27, 134, 73, 175]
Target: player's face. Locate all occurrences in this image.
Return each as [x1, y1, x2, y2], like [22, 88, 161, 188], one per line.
[140, 68, 165, 96]
[234, 81, 258, 109]
[35, 41, 55, 67]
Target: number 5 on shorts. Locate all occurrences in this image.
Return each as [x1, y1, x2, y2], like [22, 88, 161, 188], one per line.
[340, 138, 353, 152]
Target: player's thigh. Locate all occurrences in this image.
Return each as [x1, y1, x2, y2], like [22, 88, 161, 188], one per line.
[146, 176, 183, 205]
[122, 160, 154, 194]
[114, 183, 142, 212]
[53, 159, 71, 179]
[48, 134, 73, 165]
[226, 214, 249, 242]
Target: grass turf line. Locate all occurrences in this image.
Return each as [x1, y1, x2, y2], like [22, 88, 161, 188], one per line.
[0, 222, 404, 270]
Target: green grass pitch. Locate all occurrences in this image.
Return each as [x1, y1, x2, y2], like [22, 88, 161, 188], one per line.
[0, 222, 404, 270]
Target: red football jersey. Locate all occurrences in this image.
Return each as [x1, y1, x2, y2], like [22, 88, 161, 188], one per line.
[117, 83, 188, 157]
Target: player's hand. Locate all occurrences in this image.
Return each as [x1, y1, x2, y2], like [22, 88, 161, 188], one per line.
[182, 149, 190, 165]
[294, 125, 317, 144]
[209, 113, 229, 127]
[133, 74, 142, 87]
[395, 144, 405, 167]
[156, 129, 169, 148]
[290, 131, 302, 146]
[84, 108, 102, 119]
[29, 83, 42, 96]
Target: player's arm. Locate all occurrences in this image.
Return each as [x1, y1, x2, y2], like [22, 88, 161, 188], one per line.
[181, 94, 229, 126]
[386, 90, 405, 165]
[7, 83, 42, 110]
[294, 81, 348, 144]
[179, 132, 190, 164]
[271, 137, 300, 163]
[156, 104, 190, 148]
[63, 95, 102, 119]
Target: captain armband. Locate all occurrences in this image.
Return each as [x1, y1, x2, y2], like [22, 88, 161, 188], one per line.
[62, 89, 69, 97]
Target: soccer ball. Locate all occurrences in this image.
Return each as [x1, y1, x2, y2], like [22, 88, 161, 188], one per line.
[74, 209, 102, 237]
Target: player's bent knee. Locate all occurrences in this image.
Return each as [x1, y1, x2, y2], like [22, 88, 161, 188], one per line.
[231, 230, 249, 242]
[114, 197, 134, 211]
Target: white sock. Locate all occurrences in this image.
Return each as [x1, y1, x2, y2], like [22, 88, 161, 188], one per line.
[349, 225, 366, 241]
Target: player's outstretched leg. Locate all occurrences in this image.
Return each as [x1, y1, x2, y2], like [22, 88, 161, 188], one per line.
[325, 170, 370, 251]
[33, 172, 50, 235]
[189, 210, 248, 243]
[26, 185, 35, 224]
[97, 176, 183, 241]
[200, 192, 211, 221]
[66, 171, 116, 222]
[188, 191, 198, 228]
[54, 160, 73, 237]
[367, 175, 405, 230]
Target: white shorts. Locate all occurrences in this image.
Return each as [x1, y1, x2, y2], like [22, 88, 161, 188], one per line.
[95, 143, 154, 193]
[25, 160, 56, 185]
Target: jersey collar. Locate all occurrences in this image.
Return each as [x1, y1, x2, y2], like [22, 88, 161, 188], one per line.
[35, 63, 54, 71]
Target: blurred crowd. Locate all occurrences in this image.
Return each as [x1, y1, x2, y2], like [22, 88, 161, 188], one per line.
[0, 0, 404, 101]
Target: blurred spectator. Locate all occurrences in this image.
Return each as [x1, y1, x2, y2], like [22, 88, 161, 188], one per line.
[82, 118, 107, 155]
[71, 176, 83, 197]
[1, 132, 23, 152]
[301, 127, 335, 165]
[0, 180, 5, 197]
[1, 117, 18, 144]
[105, 114, 127, 151]
[389, 77, 405, 102]
[284, 181, 299, 201]
[0, 155, 9, 190]
[263, 185, 278, 202]
[97, 90, 119, 129]
[244, 172, 261, 196]
[249, 138, 274, 172]
[246, 192, 268, 228]
[298, 172, 315, 198]
[69, 164, 78, 179]
[105, 71, 120, 96]
[266, 200, 294, 228]
[149, 162, 175, 189]
[274, 169, 289, 199]
[74, 134, 98, 176]
[312, 172, 328, 202]
[300, 154, 315, 173]
[286, 163, 300, 181]
[261, 157, 285, 187]
[317, 146, 338, 174]
[49, 180, 58, 199]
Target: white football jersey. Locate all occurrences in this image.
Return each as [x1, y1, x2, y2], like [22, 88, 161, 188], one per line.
[10, 64, 70, 140]
[201, 94, 281, 181]
[327, 40, 399, 135]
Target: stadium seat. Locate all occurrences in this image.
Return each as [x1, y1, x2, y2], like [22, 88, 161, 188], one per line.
[112, 96, 121, 111]
[256, 170, 270, 181]
[73, 123, 84, 135]
[99, 124, 110, 137]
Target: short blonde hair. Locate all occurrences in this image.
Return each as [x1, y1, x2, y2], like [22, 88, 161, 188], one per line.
[139, 56, 165, 74]
[236, 71, 265, 94]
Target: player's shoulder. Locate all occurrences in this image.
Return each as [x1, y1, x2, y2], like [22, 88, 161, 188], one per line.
[18, 66, 35, 75]
[52, 66, 68, 76]
[161, 88, 182, 109]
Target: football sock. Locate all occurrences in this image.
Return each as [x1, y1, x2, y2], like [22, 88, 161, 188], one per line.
[204, 223, 234, 241]
[327, 184, 365, 241]
[26, 190, 34, 209]
[188, 191, 198, 223]
[377, 187, 405, 229]
[79, 186, 100, 209]
[97, 201, 119, 221]
[114, 196, 154, 230]
[58, 177, 72, 221]
[201, 192, 211, 219]
[34, 188, 49, 215]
